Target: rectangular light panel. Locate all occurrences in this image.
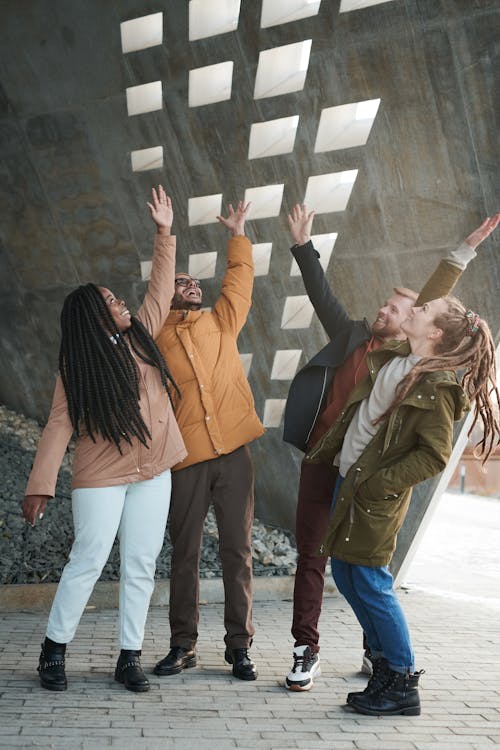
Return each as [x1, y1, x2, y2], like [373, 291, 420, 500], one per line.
[303, 171, 358, 214]
[314, 99, 380, 152]
[290, 232, 337, 275]
[126, 81, 162, 116]
[340, 0, 395, 10]
[239, 352, 253, 377]
[254, 40, 312, 99]
[189, 61, 234, 107]
[189, 0, 241, 40]
[271, 349, 302, 380]
[263, 399, 287, 428]
[188, 194, 223, 226]
[252, 243, 273, 276]
[188, 252, 218, 279]
[121, 13, 163, 54]
[244, 184, 284, 219]
[261, 0, 321, 28]
[140, 260, 152, 281]
[280, 295, 315, 329]
[248, 115, 299, 159]
[131, 146, 163, 172]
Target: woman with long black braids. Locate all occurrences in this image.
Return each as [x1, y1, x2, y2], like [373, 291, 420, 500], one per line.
[22, 186, 186, 693]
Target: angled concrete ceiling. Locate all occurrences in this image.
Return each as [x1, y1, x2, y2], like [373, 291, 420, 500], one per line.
[0, 0, 498, 528]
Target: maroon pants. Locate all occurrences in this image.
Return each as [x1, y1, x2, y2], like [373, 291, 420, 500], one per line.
[168, 446, 255, 651]
[292, 460, 338, 653]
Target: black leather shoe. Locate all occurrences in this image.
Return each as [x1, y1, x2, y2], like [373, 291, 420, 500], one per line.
[38, 639, 67, 691]
[224, 648, 257, 681]
[115, 650, 150, 692]
[153, 646, 197, 676]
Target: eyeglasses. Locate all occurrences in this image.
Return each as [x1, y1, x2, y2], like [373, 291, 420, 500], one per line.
[175, 278, 201, 288]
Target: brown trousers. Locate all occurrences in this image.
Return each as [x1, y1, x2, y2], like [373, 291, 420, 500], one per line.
[169, 445, 255, 651]
[292, 460, 338, 653]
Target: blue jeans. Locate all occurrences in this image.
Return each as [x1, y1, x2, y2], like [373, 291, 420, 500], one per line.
[329, 476, 415, 674]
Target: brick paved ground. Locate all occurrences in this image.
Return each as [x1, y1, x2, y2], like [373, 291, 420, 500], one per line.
[1, 588, 499, 749]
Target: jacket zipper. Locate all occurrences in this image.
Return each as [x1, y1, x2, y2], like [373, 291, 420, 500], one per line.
[305, 367, 329, 446]
[344, 466, 363, 542]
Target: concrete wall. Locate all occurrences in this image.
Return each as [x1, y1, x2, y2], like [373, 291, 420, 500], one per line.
[0, 0, 498, 532]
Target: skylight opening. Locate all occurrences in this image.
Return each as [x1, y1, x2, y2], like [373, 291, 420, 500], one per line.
[290, 232, 337, 275]
[189, 61, 234, 107]
[314, 99, 380, 152]
[260, 0, 321, 29]
[248, 115, 299, 159]
[188, 194, 223, 226]
[262, 399, 287, 428]
[120, 13, 163, 54]
[252, 243, 273, 276]
[339, 0, 395, 12]
[189, 0, 241, 41]
[280, 295, 315, 329]
[244, 184, 284, 220]
[303, 171, 358, 213]
[131, 146, 163, 172]
[239, 352, 253, 377]
[270, 349, 302, 380]
[254, 40, 312, 99]
[188, 252, 218, 279]
[126, 81, 162, 117]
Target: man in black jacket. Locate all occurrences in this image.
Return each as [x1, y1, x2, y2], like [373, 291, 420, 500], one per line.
[283, 204, 499, 691]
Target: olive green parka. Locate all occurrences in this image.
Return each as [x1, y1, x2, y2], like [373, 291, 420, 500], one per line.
[305, 341, 469, 567]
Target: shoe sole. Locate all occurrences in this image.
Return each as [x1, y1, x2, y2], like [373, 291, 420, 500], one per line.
[350, 702, 421, 716]
[285, 665, 321, 692]
[39, 679, 67, 692]
[231, 670, 257, 681]
[153, 656, 197, 676]
[115, 677, 151, 692]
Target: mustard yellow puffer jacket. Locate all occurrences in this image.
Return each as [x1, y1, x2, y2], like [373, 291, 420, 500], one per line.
[156, 235, 264, 471]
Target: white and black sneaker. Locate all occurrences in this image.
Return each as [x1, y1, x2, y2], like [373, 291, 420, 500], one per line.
[285, 645, 321, 691]
[360, 648, 373, 676]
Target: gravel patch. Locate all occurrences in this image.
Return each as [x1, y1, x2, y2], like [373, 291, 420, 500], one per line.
[0, 404, 297, 584]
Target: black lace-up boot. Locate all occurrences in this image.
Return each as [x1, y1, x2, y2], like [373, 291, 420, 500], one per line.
[349, 667, 424, 716]
[114, 650, 150, 692]
[347, 656, 390, 704]
[38, 638, 67, 691]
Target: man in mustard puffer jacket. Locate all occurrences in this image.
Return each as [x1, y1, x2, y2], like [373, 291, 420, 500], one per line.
[154, 200, 264, 681]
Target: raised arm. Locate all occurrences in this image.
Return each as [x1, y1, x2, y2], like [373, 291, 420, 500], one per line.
[136, 185, 177, 337]
[288, 203, 352, 339]
[417, 213, 499, 305]
[213, 201, 254, 335]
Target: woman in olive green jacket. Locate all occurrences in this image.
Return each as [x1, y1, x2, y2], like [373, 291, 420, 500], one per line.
[307, 296, 499, 717]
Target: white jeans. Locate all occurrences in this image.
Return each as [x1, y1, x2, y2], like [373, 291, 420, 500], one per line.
[46, 469, 171, 650]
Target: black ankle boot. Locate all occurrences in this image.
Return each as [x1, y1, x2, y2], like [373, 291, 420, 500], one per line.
[38, 638, 67, 691]
[347, 657, 390, 704]
[349, 667, 424, 716]
[115, 650, 150, 693]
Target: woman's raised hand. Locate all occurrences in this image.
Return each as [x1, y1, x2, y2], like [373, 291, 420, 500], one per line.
[465, 212, 500, 250]
[147, 185, 173, 234]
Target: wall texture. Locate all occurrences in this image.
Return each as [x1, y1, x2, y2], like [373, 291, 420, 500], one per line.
[0, 0, 498, 534]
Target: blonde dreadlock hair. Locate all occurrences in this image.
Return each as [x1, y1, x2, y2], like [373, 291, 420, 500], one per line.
[382, 296, 500, 464]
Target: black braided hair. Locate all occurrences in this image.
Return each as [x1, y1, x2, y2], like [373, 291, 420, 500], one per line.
[59, 283, 180, 453]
